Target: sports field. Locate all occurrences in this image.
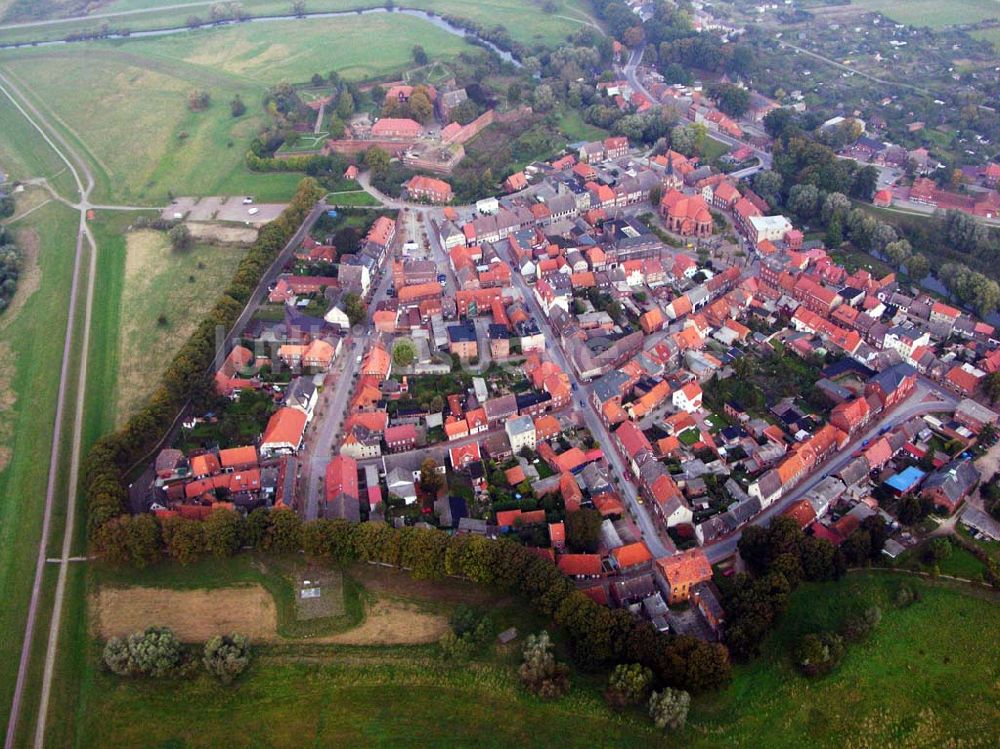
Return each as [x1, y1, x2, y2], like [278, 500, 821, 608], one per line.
[850, 0, 1000, 27]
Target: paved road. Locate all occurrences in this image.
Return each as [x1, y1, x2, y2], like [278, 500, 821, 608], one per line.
[0, 70, 96, 749]
[621, 47, 773, 170]
[505, 266, 672, 558]
[299, 224, 398, 519]
[703, 386, 957, 563]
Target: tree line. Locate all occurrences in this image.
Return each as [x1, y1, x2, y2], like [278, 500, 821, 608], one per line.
[95, 506, 732, 695]
[0, 224, 20, 315]
[83, 178, 324, 538]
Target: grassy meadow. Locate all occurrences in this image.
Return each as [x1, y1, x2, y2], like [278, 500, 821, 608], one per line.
[850, 0, 1000, 27]
[0, 199, 80, 736]
[0, 0, 597, 47]
[44, 560, 1000, 749]
[112, 228, 248, 424]
[684, 572, 1000, 749]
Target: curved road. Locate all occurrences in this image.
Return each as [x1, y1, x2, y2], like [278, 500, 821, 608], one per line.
[0, 69, 98, 749]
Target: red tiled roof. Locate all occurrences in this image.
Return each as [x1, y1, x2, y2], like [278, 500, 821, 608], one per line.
[612, 541, 653, 569]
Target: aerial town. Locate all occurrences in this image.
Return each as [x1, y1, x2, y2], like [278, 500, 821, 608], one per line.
[2, 1, 999, 747]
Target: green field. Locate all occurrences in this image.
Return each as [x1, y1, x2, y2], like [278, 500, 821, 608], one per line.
[0, 12, 487, 204]
[112, 228, 248, 424]
[62, 556, 666, 749]
[0, 199, 80, 737]
[556, 108, 608, 142]
[42, 561, 1000, 748]
[850, 0, 1000, 27]
[685, 572, 1000, 748]
[0, 0, 598, 48]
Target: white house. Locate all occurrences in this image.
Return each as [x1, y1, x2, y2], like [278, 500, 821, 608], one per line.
[671, 382, 703, 413]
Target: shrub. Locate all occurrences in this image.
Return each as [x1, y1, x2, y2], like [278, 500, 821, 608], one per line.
[203, 633, 251, 684]
[605, 663, 653, 710]
[519, 631, 569, 699]
[103, 627, 183, 677]
[842, 605, 881, 643]
[648, 688, 690, 732]
[794, 632, 845, 678]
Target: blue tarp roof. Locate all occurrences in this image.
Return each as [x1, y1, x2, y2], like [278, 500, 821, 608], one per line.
[886, 466, 926, 493]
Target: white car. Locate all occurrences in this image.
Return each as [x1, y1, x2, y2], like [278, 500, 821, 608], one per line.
[248, 207, 260, 216]
[242, 197, 254, 205]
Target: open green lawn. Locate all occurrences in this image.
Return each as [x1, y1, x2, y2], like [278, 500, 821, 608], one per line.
[683, 571, 1000, 748]
[850, 0, 1000, 27]
[326, 190, 381, 207]
[701, 136, 730, 165]
[556, 108, 607, 142]
[0, 200, 80, 735]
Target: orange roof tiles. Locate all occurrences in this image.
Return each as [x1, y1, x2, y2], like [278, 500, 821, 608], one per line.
[612, 541, 653, 569]
[656, 549, 712, 590]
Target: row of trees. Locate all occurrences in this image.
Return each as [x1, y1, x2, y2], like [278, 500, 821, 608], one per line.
[0, 224, 20, 314]
[103, 627, 251, 683]
[95, 507, 732, 695]
[84, 179, 324, 539]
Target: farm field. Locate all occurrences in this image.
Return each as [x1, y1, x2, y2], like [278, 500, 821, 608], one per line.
[112, 229, 248, 424]
[0, 200, 80, 735]
[849, 0, 1000, 28]
[685, 571, 1000, 749]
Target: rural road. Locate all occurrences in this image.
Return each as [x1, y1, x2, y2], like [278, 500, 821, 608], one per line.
[0, 1, 228, 31]
[0, 69, 97, 749]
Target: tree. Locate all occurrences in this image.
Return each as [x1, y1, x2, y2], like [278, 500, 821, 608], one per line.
[203, 508, 244, 557]
[419, 458, 443, 495]
[188, 90, 211, 111]
[883, 239, 912, 267]
[763, 107, 796, 139]
[794, 632, 845, 677]
[821, 192, 851, 225]
[168, 223, 193, 252]
[709, 84, 750, 118]
[363, 146, 390, 177]
[842, 605, 881, 643]
[648, 688, 690, 732]
[292, 0, 306, 17]
[532, 84, 555, 112]
[985, 372, 1000, 404]
[623, 25, 645, 48]
[265, 507, 302, 552]
[605, 663, 653, 709]
[906, 253, 930, 280]
[203, 633, 251, 683]
[230, 94, 246, 118]
[412, 44, 428, 65]
[787, 183, 819, 220]
[922, 537, 952, 565]
[565, 508, 602, 553]
[519, 631, 570, 699]
[408, 89, 434, 123]
[344, 292, 367, 326]
[392, 337, 417, 367]
[335, 90, 354, 120]
[161, 515, 205, 564]
[649, 184, 663, 207]
[752, 171, 783, 208]
[103, 627, 183, 677]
